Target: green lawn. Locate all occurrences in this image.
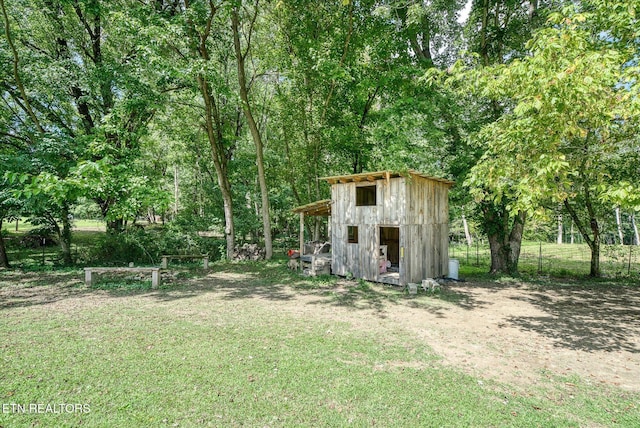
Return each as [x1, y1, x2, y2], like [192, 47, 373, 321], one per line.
[451, 241, 640, 278]
[1, 263, 639, 427]
[9, 218, 106, 233]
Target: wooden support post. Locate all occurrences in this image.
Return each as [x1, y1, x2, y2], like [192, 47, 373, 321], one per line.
[161, 256, 168, 269]
[299, 212, 305, 257]
[203, 256, 209, 270]
[84, 268, 92, 286]
[151, 269, 160, 289]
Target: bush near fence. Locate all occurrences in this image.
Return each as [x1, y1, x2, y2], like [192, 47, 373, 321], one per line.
[449, 239, 640, 277]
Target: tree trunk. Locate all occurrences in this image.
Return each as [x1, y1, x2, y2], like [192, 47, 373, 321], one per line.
[59, 205, 73, 265]
[232, 6, 272, 259]
[196, 156, 204, 217]
[313, 217, 321, 241]
[570, 220, 575, 244]
[98, 198, 125, 235]
[528, 0, 538, 21]
[587, 206, 601, 277]
[507, 211, 525, 272]
[615, 206, 624, 245]
[462, 214, 472, 246]
[173, 165, 179, 217]
[198, 76, 235, 260]
[557, 213, 563, 244]
[0, 219, 10, 268]
[106, 218, 124, 235]
[479, 0, 490, 66]
[185, 2, 236, 260]
[632, 214, 639, 245]
[589, 239, 600, 278]
[484, 204, 525, 275]
[488, 234, 507, 273]
[563, 199, 601, 277]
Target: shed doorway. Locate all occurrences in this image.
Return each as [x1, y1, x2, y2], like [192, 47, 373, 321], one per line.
[379, 226, 400, 284]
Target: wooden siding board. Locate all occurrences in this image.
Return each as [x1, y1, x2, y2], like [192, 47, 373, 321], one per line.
[346, 183, 355, 224]
[367, 225, 377, 280]
[409, 180, 416, 225]
[332, 223, 344, 276]
[442, 223, 450, 276]
[430, 225, 437, 278]
[397, 178, 406, 224]
[399, 225, 406, 284]
[417, 178, 423, 225]
[377, 182, 384, 224]
[405, 225, 415, 283]
[423, 181, 428, 225]
[390, 179, 396, 224]
[421, 225, 430, 280]
[350, 243, 359, 278]
[433, 183, 440, 224]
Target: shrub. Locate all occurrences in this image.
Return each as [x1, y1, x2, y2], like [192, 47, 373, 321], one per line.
[85, 226, 226, 265]
[20, 226, 58, 248]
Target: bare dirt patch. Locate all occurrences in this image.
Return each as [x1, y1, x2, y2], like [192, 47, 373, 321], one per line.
[3, 268, 640, 392]
[206, 273, 640, 392]
[389, 281, 640, 391]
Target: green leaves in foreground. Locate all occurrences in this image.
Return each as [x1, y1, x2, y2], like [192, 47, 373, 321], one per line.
[459, 6, 639, 213]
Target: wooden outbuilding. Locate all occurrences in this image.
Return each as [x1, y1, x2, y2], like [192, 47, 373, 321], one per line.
[294, 170, 453, 286]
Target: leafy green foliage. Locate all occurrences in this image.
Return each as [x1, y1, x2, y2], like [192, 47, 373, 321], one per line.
[452, 2, 640, 276]
[84, 225, 224, 265]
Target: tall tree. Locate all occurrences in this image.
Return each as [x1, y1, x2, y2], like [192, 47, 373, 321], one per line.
[449, 0, 561, 274]
[460, 3, 640, 276]
[1, 0, 162, 244]
[231, 1, 272, 259]
[146, 1, 241, 259]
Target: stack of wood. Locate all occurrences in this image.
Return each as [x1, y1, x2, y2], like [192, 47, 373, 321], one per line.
[233, 243, 265, 261]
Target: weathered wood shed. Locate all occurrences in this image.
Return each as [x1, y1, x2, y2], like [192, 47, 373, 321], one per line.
[318, 170, 453, 286]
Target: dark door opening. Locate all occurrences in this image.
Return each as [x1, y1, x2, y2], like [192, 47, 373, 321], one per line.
[380, 227, 400, 273]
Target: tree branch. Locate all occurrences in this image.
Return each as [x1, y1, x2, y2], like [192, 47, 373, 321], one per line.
[320, 1, 353, 123]
[1, 0, 44, 134]
[72, 0, 96, 39]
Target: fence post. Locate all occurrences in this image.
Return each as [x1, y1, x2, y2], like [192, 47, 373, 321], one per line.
[466, 244, 469, 265]
[538, 242, 543, 274]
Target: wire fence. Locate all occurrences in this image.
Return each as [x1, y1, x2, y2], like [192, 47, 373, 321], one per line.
[449, 239, 640, 277]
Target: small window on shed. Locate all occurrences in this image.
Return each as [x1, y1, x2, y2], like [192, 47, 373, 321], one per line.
[356, 185, 377, 206]
[347, 226, 359, 244]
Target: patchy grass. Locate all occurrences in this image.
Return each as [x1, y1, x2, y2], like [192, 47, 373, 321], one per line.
[1, 262, 639, 426]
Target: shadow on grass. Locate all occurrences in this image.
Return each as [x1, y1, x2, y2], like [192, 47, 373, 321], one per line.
[303, 280, 400, 318]
[0, 267, 207, 309]
[4, 263, 640, 355]
[0, 262, 461, 319]
[297, 277, 473, 319]
[455, 273, 640, 353]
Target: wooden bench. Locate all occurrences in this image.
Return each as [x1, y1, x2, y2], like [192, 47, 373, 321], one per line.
[161, 255, 209, 270]
[84, 267, 161, 289]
